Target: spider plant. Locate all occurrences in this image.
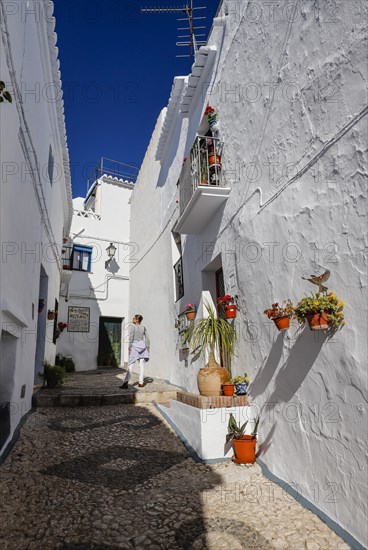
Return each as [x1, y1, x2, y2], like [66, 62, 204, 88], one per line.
[184, 301, 237, 369]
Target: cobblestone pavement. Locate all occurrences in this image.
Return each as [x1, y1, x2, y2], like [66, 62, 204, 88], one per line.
[0, 404, 349, 550]
[43, 368, 181, 395]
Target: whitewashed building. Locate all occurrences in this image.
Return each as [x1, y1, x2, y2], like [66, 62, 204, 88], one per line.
[0, 1, 73, 452]
[129, 1, 367, 547]
[56, 159, 135, 371]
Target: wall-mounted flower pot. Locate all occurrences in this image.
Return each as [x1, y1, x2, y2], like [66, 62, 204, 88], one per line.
[222, 383, 235, 396]
[185, 310, 196, 320]
[225, 305, 237, 319]
[199, 180, 208, 186]
[306, 311, 329, 330]
[47, 310, 55, 321]
[273, 315, 290, 331]
[233, 435, 256, 464]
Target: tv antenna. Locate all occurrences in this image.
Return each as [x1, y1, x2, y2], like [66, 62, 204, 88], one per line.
[141, 1, 207, 58]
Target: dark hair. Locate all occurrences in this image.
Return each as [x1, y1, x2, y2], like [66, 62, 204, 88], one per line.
[134, 314, 143, 324]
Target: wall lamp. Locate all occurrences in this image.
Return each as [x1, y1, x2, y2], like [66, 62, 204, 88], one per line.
[105, 242, 117, 269]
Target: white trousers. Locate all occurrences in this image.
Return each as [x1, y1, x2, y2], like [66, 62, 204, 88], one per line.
[124, 359, 145, 385]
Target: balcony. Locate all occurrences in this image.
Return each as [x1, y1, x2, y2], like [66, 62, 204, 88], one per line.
[175, 135, 230, 235]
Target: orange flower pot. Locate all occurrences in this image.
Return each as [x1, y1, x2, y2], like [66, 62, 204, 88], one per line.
[233, 435, 256, 464]
[199, 181, 208, 185]
[222, 383, 235, 396]
[306, 311, 329, 330]
[185, 310, 196, 320]
[225, 305, 237, 319]
[273, 315, 290, 331]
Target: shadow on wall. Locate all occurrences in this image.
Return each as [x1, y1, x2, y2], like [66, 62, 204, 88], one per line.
[251, 324, 333, 407]
[267, 327, 331, 406]
[250, 331, 285, 400]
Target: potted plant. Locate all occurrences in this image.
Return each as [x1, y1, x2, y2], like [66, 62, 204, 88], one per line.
[199, 149, 208, 185]
[55, 353, 75, 373]
[294, 291, 345, 330]
[227, 414, 259, 464]
[264, 300, 294, 331]
[217, 295, 237, 319]
[40, 361, 67, 388]
[222, 381, 235, 396]
[205, 105, 220, 133]
[185, 301, 237, 396]
[55, 322, 67, 340]
[184, 303, 196, 320]
[231, 372, 250, 395]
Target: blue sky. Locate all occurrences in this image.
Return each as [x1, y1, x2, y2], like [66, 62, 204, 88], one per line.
[53, 1, 219, 198]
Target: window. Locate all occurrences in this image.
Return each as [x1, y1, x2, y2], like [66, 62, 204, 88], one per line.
[71, 245, 93, 272]
[174, 257, 184, 302]
[48, 145, 54, 185]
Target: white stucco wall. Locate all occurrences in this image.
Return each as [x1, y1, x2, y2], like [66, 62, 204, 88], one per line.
[56, 177, 133, 371]
[0, 1, 72, 452]
[130, 1, 367, 545]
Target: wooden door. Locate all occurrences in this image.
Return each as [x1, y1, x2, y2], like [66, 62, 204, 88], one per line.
[98, 317, 122, 367]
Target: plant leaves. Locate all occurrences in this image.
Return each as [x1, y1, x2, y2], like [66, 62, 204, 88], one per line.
[0, 96, 4, 103]
[240, 421, 248, 435]
[3, 91, 12, 103]
[0, 81, 5, 91]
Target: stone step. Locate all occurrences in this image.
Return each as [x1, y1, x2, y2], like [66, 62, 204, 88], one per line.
[34, 389, 178, 408]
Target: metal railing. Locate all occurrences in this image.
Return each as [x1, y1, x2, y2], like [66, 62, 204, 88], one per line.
[87, 157, 139, 192]
[180, 135, 224, 215]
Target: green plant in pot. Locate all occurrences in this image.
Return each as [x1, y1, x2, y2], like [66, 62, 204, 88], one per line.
[185, 301, 237, 397]
[55, 353, 75, 373]
[227, 414, 259, 464]
[40, 361, 67, 388]
[294, 291, 345, 330]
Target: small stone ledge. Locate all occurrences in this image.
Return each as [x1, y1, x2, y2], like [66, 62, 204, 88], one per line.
[176, 391, 249, 409]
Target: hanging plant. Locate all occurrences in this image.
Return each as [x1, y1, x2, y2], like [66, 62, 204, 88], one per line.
[0, 81, 12, 104]
[294, 291, 345, 330]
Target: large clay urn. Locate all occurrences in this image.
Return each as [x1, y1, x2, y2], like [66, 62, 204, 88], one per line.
[197, 350, 230, 397]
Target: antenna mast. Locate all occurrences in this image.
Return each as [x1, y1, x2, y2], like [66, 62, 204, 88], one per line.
[141, 1, 207, 58]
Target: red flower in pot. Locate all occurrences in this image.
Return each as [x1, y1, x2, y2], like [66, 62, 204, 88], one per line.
[217, 295, 237, 319]
[264, 300, 294, 331]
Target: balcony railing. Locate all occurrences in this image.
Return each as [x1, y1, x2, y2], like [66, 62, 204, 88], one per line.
[180, 135, 224, 215]
[176, 135, 230, 234]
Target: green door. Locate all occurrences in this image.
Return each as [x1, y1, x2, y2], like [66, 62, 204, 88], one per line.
[98, 317, 122, 367]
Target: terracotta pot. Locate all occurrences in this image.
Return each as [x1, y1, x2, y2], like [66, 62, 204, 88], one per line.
[47, 310, 55, 321]
[233, 435, 256, 464]
[306, 311, 330, 330]
[222, 383, 235, 396]
[185, 310, 196, 320]
[197, 366, 230, 397]
[225, 305, 237, 319]
[209, 154, 221, 165]
[273, 315, 290, 331]
[199, 180, 208, 185]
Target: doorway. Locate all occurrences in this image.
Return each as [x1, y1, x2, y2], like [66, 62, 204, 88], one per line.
[98, 317, 122, 367]
[34, 266, 48, 384]
[0, 330, 17, 450]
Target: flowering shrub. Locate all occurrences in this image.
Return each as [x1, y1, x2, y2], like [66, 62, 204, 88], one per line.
[58, 322, 67, 331]
[294, 291, 345, 328]
[184, 303, 195, 312]
[264, 300, 294, 320]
